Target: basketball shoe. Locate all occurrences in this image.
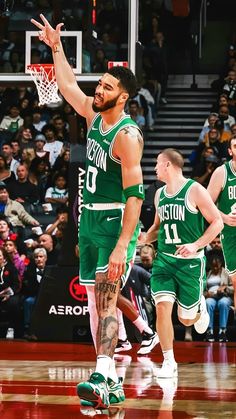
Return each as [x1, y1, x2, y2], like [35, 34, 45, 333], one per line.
[80, 377, 125, 406]
[155, 360, 178, 378]
[114, 339, 132, 353]
[137, 331, 159, 355]
[77, 372, 110, 408]
[194, 295, 210, 334]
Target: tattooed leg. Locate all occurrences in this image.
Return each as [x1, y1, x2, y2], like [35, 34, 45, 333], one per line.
[95, 272, 121, 357]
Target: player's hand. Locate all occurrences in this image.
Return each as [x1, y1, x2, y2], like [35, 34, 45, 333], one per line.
[31, 14, 64, 48]
[224, 212, 236, 226]
[175, 242, 198, 257]
[0, 288, 11, 302]
[108, 245, 127, 281]
[137, 231, 147, 245]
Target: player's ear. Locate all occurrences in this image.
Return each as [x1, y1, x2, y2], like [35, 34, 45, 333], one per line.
[119, 92, 129, 104]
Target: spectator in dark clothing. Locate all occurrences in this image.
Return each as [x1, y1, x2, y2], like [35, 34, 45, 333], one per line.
[138, 244, 156, 273]
[1, 142, 19, 177]
[127, 264, 151, 299]
[0, 154, 16, 186]
[28, 157, 51, 203]
[22, 247, 47, 338]
[93, 48, 108, 73]
[144, 31, 168, 104]
[7, 164, 39, 204]
[192, 148, 220, 188]
[221, 69, 236, 117]
[140, 179, 165, 231]
[122, 264, 155, 328]
[52, 149, 70, 180]
[38, 233, 59, 265]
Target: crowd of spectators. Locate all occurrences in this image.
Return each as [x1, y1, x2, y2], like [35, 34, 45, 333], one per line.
[0, 81, 74, 338]
[190, 43, 236, 186]
[184, 44, 236, 341]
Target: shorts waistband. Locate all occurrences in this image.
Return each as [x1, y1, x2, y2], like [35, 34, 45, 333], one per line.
[84, 203, 125, 210]
[163, 249, 205, 259]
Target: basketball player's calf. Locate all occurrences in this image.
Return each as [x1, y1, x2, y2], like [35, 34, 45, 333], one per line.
[77, 273, 124, 408]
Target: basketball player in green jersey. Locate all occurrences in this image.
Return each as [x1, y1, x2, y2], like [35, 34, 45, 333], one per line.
[140, 149, 223, 378]
[31, 15, 146, 408]
[208, 137, 236, 313]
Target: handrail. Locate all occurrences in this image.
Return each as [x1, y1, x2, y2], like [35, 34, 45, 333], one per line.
[199, 0, 207, 58]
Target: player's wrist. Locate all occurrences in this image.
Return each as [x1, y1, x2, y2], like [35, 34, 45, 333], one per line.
[116, 240, 128, 251]
[52, 42, 61, 53]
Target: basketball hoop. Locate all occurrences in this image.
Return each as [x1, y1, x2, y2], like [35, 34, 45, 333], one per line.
[27, 64, 61, 106]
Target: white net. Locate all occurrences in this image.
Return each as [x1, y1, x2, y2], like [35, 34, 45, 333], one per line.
[28, 65, 61, 106]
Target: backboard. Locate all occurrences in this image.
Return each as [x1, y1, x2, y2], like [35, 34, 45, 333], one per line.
[0, 0, 139, 85]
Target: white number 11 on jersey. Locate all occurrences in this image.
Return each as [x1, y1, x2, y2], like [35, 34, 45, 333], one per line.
[164, 223, 181, 244]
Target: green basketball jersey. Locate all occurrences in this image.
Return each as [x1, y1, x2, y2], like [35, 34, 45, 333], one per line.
[218, 160, 236, 234]
[156, 179, 204, 256]
[83, 113, 141, 204]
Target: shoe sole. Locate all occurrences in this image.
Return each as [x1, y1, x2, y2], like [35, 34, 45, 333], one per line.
[137, 335, 159, 355]
[80, 393, 125, 406]
[194, 312, 210, 334]
[77, 385, 109, 409]
[114, 344, 132, 353]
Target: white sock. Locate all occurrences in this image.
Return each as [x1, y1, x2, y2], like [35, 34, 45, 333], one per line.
[163, 349, 175, 364]
[117, 308, 128, 341]
[108, 358, 119, 383]
[95, 355, 111, 380]
[133, 315, 153, 334]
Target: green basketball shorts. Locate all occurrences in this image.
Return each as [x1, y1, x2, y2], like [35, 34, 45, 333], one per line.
[79, 204, 139, 288]
[221, 230, 236, 275]
[151, 252, 206, 319]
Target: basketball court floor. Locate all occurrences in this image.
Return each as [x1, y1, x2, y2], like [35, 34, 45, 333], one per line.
[0, 340, 235, 418]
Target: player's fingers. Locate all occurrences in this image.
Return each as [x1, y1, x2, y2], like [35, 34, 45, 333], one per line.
[108, 264, 117, 281]
[116, 264, 123, 281]
[40, 13, 51, 27]
[31, 18, 44, 30]
[56, 23, 64, 33]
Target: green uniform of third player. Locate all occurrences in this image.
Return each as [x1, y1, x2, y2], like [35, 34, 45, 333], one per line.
[217, 160, 236, 275]
[151, 179, 206, 312]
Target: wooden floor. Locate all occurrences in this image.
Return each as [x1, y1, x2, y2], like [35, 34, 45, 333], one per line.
[0, 340, 235, 418]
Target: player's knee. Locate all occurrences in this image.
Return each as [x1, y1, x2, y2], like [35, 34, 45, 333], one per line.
[179, 317, 194, 326]
[178, 305, 198, 323]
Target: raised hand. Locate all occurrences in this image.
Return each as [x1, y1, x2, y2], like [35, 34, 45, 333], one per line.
[31, 13, 64, 48]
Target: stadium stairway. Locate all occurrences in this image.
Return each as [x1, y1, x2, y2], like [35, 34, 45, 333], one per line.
[142, 74, 218, 187]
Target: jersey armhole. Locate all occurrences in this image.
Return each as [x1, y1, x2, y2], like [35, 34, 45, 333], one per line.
[154, 187, 163, 210]
[87, 113, 100, 136]
[222, 165, 227, 190]
[185, 182, 198, 214]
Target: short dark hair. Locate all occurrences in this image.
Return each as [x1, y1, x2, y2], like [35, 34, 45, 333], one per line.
[128, 99, 139, 107]
[42, 124, 57, 135]
[107, 66, 137, 98]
